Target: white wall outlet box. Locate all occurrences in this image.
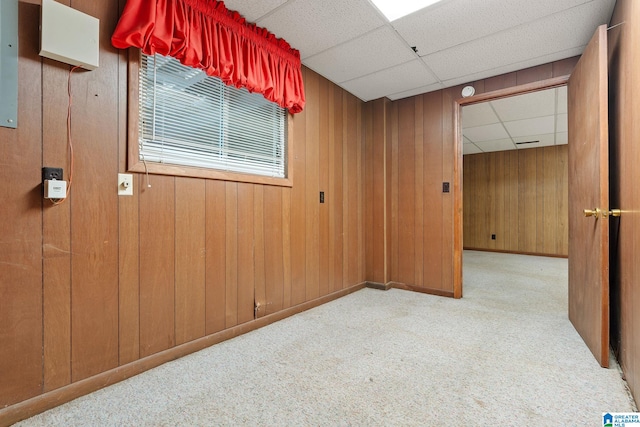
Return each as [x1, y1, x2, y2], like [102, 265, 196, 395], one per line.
[44, 179, 67, 199]
[118, 173, 133, 196]
[40, 0, 99, 70]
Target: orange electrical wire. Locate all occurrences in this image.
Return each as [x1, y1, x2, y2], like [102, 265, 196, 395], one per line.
[51, 65, 81, 205]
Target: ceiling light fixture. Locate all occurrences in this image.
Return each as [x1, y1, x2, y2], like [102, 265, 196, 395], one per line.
[371, 0, 444, 22]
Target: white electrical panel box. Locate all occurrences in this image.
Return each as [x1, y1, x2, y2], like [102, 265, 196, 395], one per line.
[40, 0, 99, 70]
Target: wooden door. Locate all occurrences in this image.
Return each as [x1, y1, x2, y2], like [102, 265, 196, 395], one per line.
[568, 25, 609, 368]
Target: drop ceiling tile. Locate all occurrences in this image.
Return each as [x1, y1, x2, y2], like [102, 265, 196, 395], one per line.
[387, 82, 444, 100]
[557, 86, 568, 114]
[504, 115, 555, 137]
[463, 143, 483, 155]
[462, 102, 500, 128]
[421, 0, 615, 81]
[463, 123, 510, 143]
[474, 138, 516, 153]
[222, 0, 287, 22]
[556, 132, 568, 145]
[257, 0, 386, 58]
[490, 88, 556, 122]
[304, 26, 416, 84]
[393, 0, 592, 56]
[556, 113, 568, 133]
[341, 60, 438, 102]
[513, 133, 555, 149]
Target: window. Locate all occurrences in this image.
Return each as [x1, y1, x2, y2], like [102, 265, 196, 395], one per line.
[137, 53, 288, 181]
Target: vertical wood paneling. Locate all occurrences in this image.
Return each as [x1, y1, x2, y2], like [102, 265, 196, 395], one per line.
[463, 155, 475, 247]
[0, 2, 43, 406]
[305, 71, 320, 301]
[495, 152, 506, 251]
[463, 146, 568, 256]
[253, 186, 267, 318]
[557, 149, 569, 253]
[281, 189, 293, 308]
[225, 183, 238, 327]
[42, 58, 72, 391]
[175, 178, 206, 345]
[543, 147, 558, 254]
[139, 177, 176, 357]
[205, 180, 226, 334]
[331, 87, 345, 291]
[414, 96, 425, 286]
[390, 102, 399, 281]
[535, 151, 545, 253]
[364, 102, 374, 282]
[517, 63, 553, 85]
[237, 185, 255, 324]
[264, 186, 284, 315]
[484, 73, 517, 92]
[118, 173, 140, 365]
[318, 78, 330, 297]
[342, 93, 350, 288]
[373, 100, 386, 283]
[70, 0, 120, 381]
[523, 149, 537, 252]
[424, 91, 444, 289]
[357, 98, 365, 282]
[440, 88, 456, 292]
[290, 71, 307, 305]
[508, 151, 520, 250]
[552, 57, 579, 77]
[488, 153, 498, 250]
[397, 99, 416, 285]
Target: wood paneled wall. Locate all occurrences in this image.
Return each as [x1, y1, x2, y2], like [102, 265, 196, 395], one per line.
[364, 58, 578, 293]
[608, 0, 640, 406]
[0, 0, 364, 417]
[388, 92, 452, 292]
[365, 90, 456, 294]
[463, 146, 569, 256]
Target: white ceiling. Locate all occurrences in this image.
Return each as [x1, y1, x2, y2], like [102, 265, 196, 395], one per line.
[223, 0, 615, 102]
[462, 86, 567, 155]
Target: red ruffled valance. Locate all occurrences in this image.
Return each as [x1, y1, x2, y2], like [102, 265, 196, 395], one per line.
[112, 0, 305, 114]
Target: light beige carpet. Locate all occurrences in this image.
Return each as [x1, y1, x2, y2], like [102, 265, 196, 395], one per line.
[16, 251, 636, 426]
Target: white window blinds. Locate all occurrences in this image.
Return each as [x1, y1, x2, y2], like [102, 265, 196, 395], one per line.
[139, 53, 287, 178]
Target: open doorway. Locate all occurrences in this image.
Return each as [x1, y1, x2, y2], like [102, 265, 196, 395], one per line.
[461, 86, 569, 257]
[453, 78, 570, 299]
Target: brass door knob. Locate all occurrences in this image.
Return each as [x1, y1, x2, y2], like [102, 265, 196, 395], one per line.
[583, 208, 601, 218]
[583, 208, 622, 218]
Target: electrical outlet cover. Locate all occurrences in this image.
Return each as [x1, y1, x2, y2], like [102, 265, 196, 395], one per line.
[118, 173, 133, 196]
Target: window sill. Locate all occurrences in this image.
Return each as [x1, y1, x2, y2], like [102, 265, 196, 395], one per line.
[128, 160, 292, 187]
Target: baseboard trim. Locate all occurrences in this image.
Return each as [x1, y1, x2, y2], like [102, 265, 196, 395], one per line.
[390, 282, 455, 298]
[0, 282, 366, 426]
[365, 281, 454, 298]
[365, 281, 393, 291]
[463, 247, 568, 259]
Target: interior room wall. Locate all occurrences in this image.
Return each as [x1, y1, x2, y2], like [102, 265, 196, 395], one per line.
[0, 0, 365, 420]
[463, 146, 569, 257]
[364, 57, 578, 292]
[608, 0, 640, 406]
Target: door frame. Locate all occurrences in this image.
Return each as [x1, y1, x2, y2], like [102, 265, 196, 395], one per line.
[452, 75, 571, 298]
